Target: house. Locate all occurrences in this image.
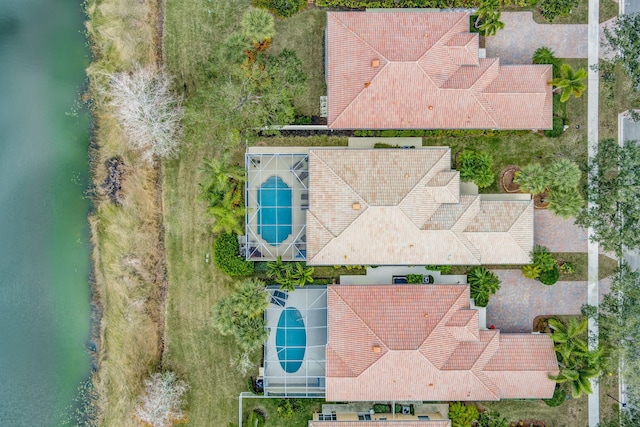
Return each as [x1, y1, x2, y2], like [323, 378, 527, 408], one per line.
[245, 146, 533, 265]
[326, 11, 552, 130]
[325, 284, 558, 402]
[261, 284, 559, 403]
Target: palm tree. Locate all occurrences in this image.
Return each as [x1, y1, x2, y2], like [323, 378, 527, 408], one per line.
[212, 279, 269, 351]
[474, 0, 500, 28]
[546, 158, 582, 190]
[549, 63, 588, 103]
[241, 8, 275, 44]
[549, 317, 587, 346]
[514, 163, 547, 195]
[291, 262, 314, 286]
[550, 366, 600, 398]
[208, 205, 244, 235]
[266, 256, 291, 281]
[548, 187, 584, 219]
[480, 16, 505, 37]
[200, 153, 245, 204]
[468, 266, 501, 307]
[533, 46, 561, 77]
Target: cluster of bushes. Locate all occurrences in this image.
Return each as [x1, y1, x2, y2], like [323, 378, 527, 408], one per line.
[354, 129, 528, 138]
[545, 116, 565, 138]
[522, 245, 559, 285]
[315, 0, 480, 7]
[214, 233, 255, 276]
[449, 402, 479, 427]
[253, 0, 306, 17]
[538, 0, 579, 22]
[468, 267, 501, 307]
[425, 265, 452, 274]
[514, 159, 584, 219]
[406, 274, 424, 284]
[371, 403, 414, 415]
[201, 154, 246, 236]
[458, 150, 495, 188]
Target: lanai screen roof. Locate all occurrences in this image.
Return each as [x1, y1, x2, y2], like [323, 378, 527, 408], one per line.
[305, 148, 533, 266]
[326, 11, 552, 130]
[325, 285, 558, 402]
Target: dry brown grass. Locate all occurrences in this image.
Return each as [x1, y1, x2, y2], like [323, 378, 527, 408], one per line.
[85, 0, 166, 425]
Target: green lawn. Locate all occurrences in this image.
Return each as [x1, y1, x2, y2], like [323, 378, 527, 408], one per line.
[271, 9, 327, 117]
[479, 397, 588, 427]
[600, 61, 640, 142]
[527, 0, 618, 24]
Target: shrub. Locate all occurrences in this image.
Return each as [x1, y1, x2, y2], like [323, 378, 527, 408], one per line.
[246, 409, 266, 427]
[539, 264, 560, 285]
[521, 264, 542, 279]
[449, 402, 479, 427]
[514, 163, 547, 195]
[135, 371, 189, 427]
[544, 117, 564, 138]
[548, 187, 584, 219]
[241, 8, 275, 43]
[546, 158, 582, 190]
[477, 410, 509, 427]
[533, 46, 561, 78]
[276, 399, 298, 420]
[532, 245, 556, 272]
[457, 151, 495, 188]
[253, 0, 306, 18]
[407, 274, 424, 284]
[544, 385, 567, 407]
[373, 403, 391, 413]
[538, 0, 579, 22]
[559, 261, 575, 274]
[425, 265, 452, 274]
[374, 142, 399, 148]
[214, 233, 255, 276]
[468, 267, 501, 307]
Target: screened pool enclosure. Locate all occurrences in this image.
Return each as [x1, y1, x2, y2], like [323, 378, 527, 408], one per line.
[244, 150, 309, 261]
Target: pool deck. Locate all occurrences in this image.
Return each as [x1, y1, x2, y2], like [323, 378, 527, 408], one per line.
[263, 286, 328, 396]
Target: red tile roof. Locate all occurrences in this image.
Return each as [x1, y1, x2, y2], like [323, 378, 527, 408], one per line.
[326, 285, 558, 402]
[327, 12, 552, 130]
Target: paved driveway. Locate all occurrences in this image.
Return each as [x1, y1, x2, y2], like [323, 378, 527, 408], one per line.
[621, 0, 640, 14]
[485, 12, 587, 64]
[486, 270, 611, 332]
[534, 209, 588, 252]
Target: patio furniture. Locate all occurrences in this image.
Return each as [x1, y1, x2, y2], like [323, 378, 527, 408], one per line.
[296, 171, 309, 183]
[270, 289, 288, 307]
[301, 192, 308, 201]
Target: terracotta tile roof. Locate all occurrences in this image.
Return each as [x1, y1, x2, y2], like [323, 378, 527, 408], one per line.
[306, 149, 533, 266]
[326, 285, 558, 402]
[327, 12, 552, 130]
[309, 422, 451, 427]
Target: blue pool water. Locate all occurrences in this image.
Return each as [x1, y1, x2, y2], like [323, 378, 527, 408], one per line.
[276, 307, 306, 373]
[258, 176, 292, 245]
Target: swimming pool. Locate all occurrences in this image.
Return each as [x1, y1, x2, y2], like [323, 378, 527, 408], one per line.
[276, 307, 306, 373]
[257, 176, 292, 246]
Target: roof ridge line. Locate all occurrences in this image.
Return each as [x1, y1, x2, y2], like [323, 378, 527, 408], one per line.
[473, 92, 501, 129]
[471, 370, 501, 400]
[310, 150, 368, 206]
[330, 63, 389, 128]
[471, 330, 501, 372]
[305, 211, 334, 263]
[415, 12, 470, 64]
[399, 149, 450, 206]
[326, 343, 357, 378]
[332, 13, 389, 63]
[418, 285, 468, 349]
[333, 286, 388, 350]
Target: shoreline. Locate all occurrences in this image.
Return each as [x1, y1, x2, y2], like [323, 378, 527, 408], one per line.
[84, 0, 169, 422]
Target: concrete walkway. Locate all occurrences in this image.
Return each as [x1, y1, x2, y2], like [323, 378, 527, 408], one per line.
[485, 12, 587, 64]
[587, 0, 601, 423]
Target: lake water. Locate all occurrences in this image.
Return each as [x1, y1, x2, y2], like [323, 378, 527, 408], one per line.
[0, 0, 92, 425]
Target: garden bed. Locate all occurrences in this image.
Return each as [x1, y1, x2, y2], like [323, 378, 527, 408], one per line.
[500, 165, 521, 193]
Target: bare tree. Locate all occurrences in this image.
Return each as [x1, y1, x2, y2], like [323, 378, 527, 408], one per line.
[135, 371, 188, 427]
[108, 67, 185, 163]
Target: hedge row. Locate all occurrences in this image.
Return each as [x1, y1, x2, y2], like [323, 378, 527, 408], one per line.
[214, 233, 255, 277]
[315, 0, 480, 7]
[354, 129, 530, 138]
